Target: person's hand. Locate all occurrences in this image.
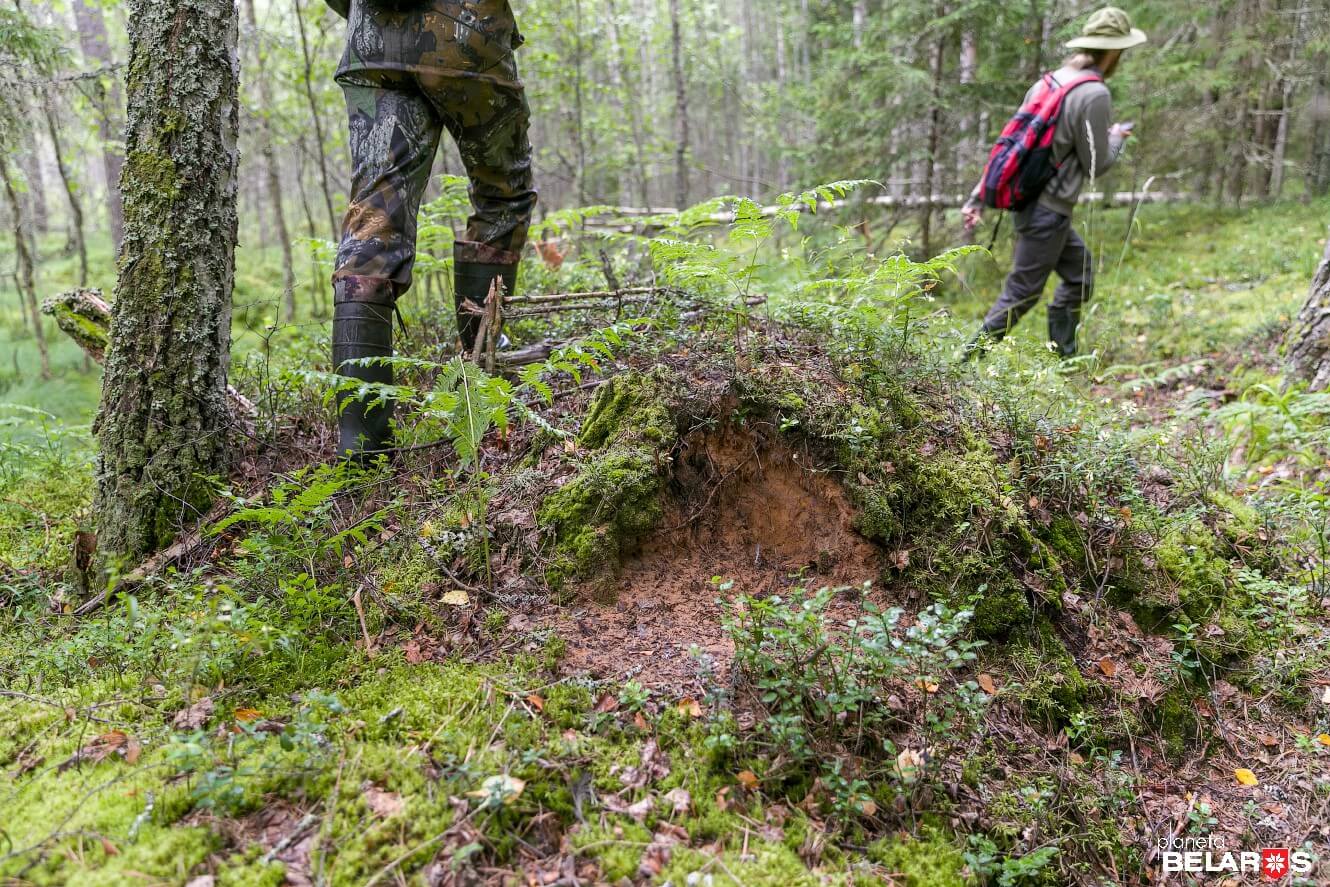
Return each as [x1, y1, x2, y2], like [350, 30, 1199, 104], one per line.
[1110, 121, 1135, 140]
[962, 204, 983, 233]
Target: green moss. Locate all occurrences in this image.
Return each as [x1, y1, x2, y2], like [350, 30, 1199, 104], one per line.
[969, 574, 1034, 639]
[1006, 619, 1090, 727]
[1153, 682, 1201, 760]
[1041, 515, 1086, 571]
[570, 821, 653, 881]
[539, 371, 681, 593]
[1156, 521, 1231, 618]
[577, 370, 675, 451]
[867, 829, 973, 886]
[124, 150, 181, 205]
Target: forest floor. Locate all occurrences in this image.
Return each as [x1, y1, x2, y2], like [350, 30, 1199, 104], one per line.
[1, 196, 1329, 886]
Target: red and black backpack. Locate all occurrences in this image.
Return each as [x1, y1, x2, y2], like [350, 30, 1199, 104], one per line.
[976, 71, 1103, 211]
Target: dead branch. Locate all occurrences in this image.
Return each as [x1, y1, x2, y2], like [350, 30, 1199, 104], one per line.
[42, 288, 257, 423]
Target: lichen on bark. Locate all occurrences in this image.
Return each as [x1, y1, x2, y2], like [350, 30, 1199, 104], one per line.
[93, 0, 240, 564]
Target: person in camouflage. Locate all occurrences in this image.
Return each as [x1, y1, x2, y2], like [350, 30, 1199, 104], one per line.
[325, 0, 537, 457]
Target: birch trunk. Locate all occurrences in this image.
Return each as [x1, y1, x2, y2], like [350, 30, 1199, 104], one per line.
[43, 88, 89, 288]
[72, 0, 126, 248]
[1286, 234, 1330, 392]
[242, 0, 298, 321]
[94, 0, 240, 563]
[0, 151, 50, 379]
[669, 0, 690, 208]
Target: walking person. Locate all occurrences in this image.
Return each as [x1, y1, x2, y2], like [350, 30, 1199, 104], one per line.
[962, 6, 1146, 359]
[325, 0, 538, 457]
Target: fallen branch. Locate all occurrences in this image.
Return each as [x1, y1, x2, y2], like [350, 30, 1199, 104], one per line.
[41, 289, 257, 423]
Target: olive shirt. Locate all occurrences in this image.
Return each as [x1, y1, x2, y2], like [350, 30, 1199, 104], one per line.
[967, 65, 1126, 217]
[323, 0, 525, 90]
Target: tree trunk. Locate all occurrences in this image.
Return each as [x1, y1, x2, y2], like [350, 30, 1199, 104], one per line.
[17, 107, 49, 238]
[294, 0, 341, 241]
[72, 0, 126, 249]
[1286, 234, 1330, 392]
[669, 0, 690, 208]
[1309, 58, 1330, 198]
[94, 0, 240, 563]
[242, 0, 297, 321]
[0, 152, 51, 379]
[43, 88, 89, 288]
[920, 25, 946, 259]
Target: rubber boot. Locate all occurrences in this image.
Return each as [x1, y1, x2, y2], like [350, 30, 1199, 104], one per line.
[454, 260, 518, 355]
[332, 275, 396, 459]
[1047, 306, 1080, 359]
[962, 326, 1003, 361]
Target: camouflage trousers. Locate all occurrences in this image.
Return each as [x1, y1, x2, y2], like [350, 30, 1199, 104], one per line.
[334, 69, 537, 292]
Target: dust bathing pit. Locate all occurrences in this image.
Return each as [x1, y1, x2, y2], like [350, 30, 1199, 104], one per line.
[540, 424, 885, 694]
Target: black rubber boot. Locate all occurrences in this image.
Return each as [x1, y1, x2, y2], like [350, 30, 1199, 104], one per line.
[962, 327, 1003, 361]
[332, 275, 396, 459]
[1047, 306, 1080, 359]
[454, 260, 518, 355]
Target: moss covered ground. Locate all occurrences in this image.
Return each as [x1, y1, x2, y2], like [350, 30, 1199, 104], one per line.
[2, 198, 1330, 884]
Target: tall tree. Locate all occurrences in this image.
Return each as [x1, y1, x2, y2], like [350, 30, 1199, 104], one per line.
[668, 0, 689, 208]
[94, 0, 240, 563]
[1286, 233, 1330, 392]
[0, 151, 50, 379]
[242, 0, 297, 321]
[42, 87, 89, 287]
[293, 0, 340, 240]
[72, 0, 125, 248]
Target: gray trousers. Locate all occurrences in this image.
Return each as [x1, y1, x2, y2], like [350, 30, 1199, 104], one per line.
[982, 203, 1093, 335]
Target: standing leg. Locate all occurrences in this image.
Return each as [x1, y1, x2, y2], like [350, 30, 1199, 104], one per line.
[421, 74, 537, 353]
[979, 204, 1072, 339]
[1047, 226, 1094, 358]
[332, 78, 442, 457]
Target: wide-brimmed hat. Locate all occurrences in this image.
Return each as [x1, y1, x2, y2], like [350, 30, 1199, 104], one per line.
[1066, 6, 1148, 51]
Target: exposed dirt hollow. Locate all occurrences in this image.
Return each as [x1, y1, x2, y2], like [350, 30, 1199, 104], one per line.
[540, 422, 889, 695]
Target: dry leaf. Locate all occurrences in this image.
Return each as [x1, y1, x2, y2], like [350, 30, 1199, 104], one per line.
[59, 730, 131, 771]
[122, 735, 142, 765]
[977, 673, 997, 694]
[625, 797, 653, 823]
[1234, 768, 1259, 787]
[1098, 657, 1117, 678]
[172, 697, 214, 731]
[525, 694, 545, 712]
[441, 589, 470, 607]
[664, 787, 691, 816]
[467, 774, 526, 805]
[594, 694, 620, 714]
[364, 785, 405, 818]
[896, 749, 925, 784]
[676, 697, 702, 718]
[736, 770, 760, 791]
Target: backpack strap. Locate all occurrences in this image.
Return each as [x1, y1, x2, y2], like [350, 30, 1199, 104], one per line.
[1047, 71, 1106, 169]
